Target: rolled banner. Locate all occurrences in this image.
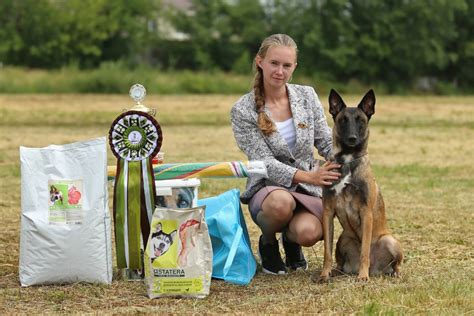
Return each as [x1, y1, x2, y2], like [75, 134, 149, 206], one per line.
[109, 109, 162, 270]
[107, 161, 268, 181]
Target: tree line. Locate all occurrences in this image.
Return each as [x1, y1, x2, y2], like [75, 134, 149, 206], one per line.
[1, 0, 473, 93]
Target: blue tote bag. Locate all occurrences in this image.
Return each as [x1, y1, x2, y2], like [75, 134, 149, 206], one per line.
[197, 189, 257, 285]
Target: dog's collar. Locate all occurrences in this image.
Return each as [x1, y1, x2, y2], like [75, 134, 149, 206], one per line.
[334, 152, 368, 165]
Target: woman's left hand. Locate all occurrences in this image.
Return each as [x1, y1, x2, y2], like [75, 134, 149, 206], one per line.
[312, 161, 341, 186]
[294, 161, 341, 186]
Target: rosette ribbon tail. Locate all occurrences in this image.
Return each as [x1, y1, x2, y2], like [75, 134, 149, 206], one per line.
[113, 158, 156, 270]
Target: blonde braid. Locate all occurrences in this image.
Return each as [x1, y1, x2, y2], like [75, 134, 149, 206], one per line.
[254, 68, 275, 136]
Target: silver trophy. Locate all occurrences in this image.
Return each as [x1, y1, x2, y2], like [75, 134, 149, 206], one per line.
[127, 83, 156, 116]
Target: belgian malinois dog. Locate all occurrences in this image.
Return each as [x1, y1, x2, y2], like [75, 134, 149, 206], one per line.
[318, 89, 403, 282]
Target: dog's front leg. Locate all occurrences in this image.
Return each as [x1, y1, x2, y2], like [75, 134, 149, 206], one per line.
[358, 208, 373, 281]
[319, 203, 335, 282]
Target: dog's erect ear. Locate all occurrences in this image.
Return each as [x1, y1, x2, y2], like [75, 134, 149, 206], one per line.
[329, 89, 346, 119]
[358, 89, 376, 120]
[170, 230, 177, 240]
[155, 222, 162, 232]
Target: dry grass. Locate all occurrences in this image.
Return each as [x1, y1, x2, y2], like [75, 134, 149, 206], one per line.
[0, 93, 473, 314]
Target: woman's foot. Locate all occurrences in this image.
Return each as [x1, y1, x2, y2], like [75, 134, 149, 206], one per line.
[258, 235, 287, 275]
[282, 233, 308, 271]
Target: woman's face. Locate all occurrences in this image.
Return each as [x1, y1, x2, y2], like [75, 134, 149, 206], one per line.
[256, 45, 297, 90]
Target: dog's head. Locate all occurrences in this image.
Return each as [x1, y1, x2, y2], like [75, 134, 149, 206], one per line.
[49, 185, 63, 204]
[151, 223, 177, 258]
[328, 89, 375, 149]
[156, 187, 194, 209]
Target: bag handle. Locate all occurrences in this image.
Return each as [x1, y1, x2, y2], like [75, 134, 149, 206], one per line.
[223, 224, 243, 277]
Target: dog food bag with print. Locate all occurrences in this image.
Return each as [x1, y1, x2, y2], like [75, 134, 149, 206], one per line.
[144, 206, 212, 298]
[19, 137, 112, 286]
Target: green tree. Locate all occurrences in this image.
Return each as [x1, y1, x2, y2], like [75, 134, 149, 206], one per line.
[59, 0, 116, 68]
[168, 0, 232, 70]
[298, 0, 358, 81]
[349, 0, 466, 90]
[96, 0, 160, 67]
[0, 0, 66, 68]
[0, 0, 160, 68]
[228, 0, 267, 72]
[444, 0, 473, 90]
[166, 0, 267, 71]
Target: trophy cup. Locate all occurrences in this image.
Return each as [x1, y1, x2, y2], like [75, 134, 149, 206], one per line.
[109, 84, 163, 280]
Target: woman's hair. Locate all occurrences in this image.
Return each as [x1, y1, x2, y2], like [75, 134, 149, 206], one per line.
[253, 34, 298, 136]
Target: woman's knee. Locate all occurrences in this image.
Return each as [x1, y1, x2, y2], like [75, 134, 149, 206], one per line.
[291, 217, 323, 247]
[261, 190, 295, 222]
[298, 229, 321, 247]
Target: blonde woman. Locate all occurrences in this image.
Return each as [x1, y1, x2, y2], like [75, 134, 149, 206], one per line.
[231, 34, 340, 275]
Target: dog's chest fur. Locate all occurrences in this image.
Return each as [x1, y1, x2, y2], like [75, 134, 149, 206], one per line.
[323, 155, 371, 235]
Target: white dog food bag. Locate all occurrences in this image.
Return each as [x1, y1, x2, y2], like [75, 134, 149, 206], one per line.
[144, 206, 212, 298]
[19, 137, 112, 286]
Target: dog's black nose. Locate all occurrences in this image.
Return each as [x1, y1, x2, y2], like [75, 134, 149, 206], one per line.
[348, 136, 357, 143]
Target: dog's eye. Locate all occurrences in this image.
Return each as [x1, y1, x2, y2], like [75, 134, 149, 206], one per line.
[178, 198, 190, 208]
[156, 196, 165, 207]
[177, 191, 192, 208]
[356, 116, 366, 127]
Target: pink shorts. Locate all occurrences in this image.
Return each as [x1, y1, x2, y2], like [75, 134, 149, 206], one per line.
[248, 186, 323, 224]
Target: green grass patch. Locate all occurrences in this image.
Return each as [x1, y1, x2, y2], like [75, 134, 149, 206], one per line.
[0, 109, 114, 127]
[374, 118, 474, 129]
[0, 109, 231, 127]
[0, 65, 406, 95]
[374, 163, 474, 192]
[0, 66, 253, 94]
[0, 164, 20, 178]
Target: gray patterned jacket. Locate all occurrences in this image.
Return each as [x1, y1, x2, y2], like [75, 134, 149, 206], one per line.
[230, 84, 333, 204]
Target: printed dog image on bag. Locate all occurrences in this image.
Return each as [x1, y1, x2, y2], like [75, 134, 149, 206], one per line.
[155, 187, 194, 209]
[149, 220, 179, 268]
[49, 185, 63, 204]
[150, 223, 177, 262]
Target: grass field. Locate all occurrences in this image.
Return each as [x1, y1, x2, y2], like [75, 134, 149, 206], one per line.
[0, 93, 473, 314]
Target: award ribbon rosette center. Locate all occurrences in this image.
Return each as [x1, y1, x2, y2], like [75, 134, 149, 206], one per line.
[109, 86, 162, 270]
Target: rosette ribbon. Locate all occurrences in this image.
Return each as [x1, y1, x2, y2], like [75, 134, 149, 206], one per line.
[109, 111, 162, 270]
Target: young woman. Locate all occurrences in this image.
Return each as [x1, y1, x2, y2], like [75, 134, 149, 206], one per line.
[230, 34, 341, 275]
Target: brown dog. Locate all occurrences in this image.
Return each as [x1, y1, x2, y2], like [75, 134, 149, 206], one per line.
[318, 89, 403, 282]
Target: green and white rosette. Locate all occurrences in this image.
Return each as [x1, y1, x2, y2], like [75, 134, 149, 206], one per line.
[109, 85, 162, 270]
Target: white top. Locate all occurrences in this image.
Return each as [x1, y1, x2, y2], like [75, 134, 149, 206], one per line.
[275, 118, 296, 152]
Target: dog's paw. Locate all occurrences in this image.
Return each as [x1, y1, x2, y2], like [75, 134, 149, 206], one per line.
[357, 273, 370, 282]
[391, 270, 401, 278]
[312, 270, 331, 284]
